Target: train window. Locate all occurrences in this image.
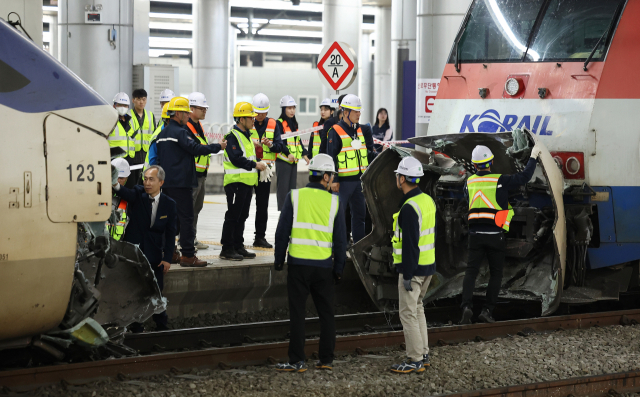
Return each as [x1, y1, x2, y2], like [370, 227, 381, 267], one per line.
[448, 0, 545, 63]
[528, 0, 624, 62]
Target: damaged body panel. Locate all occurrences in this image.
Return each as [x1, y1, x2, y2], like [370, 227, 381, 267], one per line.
[351, 130, 565, 315]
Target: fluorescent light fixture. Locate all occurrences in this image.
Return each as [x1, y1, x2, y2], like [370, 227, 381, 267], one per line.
[149, 12, 192, 20]
[238, 40, 322, 54]
[486, 0, 540, 61]
[258, 29, 323, 38]
[149, 49, 190, 57]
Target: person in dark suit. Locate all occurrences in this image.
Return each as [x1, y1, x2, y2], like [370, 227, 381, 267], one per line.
[113, 165, 177, 331]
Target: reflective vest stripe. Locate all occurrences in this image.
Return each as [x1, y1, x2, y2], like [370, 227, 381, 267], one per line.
[288, 188, 338, 260]
[187, 121, 210, 173]
[290, 238, 333, 249]
[291, 189, 338, 234]
[311, 121, 321, 157]
[466, 173, 514, 232]
[334, 124, 368, 177]
[471, 191, 496, 209]
[129, 109, 154, 152]
[277, 119, 302, 164]
[223, 129, 258, 186]
[391, 193, 436, 266]
[467, 177, 499, 184]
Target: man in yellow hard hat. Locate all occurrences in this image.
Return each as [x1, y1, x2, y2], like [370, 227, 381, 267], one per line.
[219, 102, 267, 261]
[156, 97, 227, 267]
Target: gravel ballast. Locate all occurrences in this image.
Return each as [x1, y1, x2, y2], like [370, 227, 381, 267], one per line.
[26, 324, 640, 397]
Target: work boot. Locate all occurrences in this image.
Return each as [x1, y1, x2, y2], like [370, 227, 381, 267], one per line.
[236, 247, 257, 259]
[194, 240, 209, 250]
[171, 249, 181, 264]
[253, 237, 273, 249]
[180, 255, 208, 267]
[478, 308, 495, 323]
[459, 306, 473, 325]
[220, 247, 243, 261]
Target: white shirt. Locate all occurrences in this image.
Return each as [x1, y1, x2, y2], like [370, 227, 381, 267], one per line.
[149, 192, 160, 228]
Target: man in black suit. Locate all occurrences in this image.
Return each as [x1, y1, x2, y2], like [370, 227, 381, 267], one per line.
[113, 165, 177, 331]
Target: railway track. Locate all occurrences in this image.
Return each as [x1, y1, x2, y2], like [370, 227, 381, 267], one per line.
[1, 308, 640, 393]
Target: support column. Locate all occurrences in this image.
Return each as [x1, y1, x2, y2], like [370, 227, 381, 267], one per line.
[59, 0, 133, 102]
[133, 0, 149, 66]
[322, 0, 362, 100]
[358, 32, 372, 124]
[415, 0, 469, 138]
[390, 0, 416, 139]
[373, 6, 391, 118]
[193, 0, 230, 125]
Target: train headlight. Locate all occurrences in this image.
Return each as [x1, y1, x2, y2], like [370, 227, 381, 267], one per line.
[566, 157, 580, 175]
[505, 78, 521, 96]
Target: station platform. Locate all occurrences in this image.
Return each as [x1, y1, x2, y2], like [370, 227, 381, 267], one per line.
[163, 191, 370, 319]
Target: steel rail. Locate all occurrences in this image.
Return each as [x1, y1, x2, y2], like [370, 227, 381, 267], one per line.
[1, 308, 640, 390]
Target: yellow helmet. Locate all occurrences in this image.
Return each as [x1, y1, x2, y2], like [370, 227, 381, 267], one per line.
[161, 102, 170, 119]
[167, 96, 190, 112]
[233, 102, 257, 118]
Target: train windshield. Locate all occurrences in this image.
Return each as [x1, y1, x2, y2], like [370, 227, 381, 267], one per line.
[449, 0, 625, 64]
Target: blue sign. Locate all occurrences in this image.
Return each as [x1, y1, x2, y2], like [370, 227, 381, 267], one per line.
[460, 110, 553, 135]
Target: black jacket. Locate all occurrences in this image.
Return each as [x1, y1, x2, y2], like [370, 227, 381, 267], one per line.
[464, 157, 538, 233]
[274, 183, 347, 274]
[396, 187, 436, 280]
[326, 120, 377, 182]
[319, 116, 339, 155]
[115, 185, 177, 265]
[156, 119, 222, 188]
[225, 125, 257, 171]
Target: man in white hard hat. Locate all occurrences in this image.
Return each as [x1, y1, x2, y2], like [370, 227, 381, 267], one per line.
[249, 93, 285, 248]
[460, 144, 541, 324]
[274, 154, 347, 373]
[159, 88, 174, 110]
[389, 157, 436, 374]
[308, 98, 334, 159]
[186, 92, 212, 251]
[109, 158, 131, 241]
[129, 89, 156, 188]
[326, 94, 377, 244]
[109, 92, 135, 168]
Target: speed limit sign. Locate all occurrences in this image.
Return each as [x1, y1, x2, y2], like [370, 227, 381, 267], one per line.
[317, 41, 358, 92]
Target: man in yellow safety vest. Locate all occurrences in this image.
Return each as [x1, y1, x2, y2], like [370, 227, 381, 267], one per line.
[129, 89, 156, 187]
[460, 144, 541, 324]
[273, 154, 347, 373]
[109, 92, 135, 164]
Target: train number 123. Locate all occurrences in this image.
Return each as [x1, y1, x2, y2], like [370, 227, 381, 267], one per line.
[66, 164, 95, 182]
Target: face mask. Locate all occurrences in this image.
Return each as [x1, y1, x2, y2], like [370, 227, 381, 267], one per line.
[116, 107, 128, 116]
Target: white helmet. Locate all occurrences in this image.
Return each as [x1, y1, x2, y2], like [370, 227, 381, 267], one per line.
[308, 154, 336, 174]
[471, 145, 494, 164]
[188, 92, 209, 109]
[111, 158, 131, 178]
[159, 89, 175, 103]
[280, 95, 297, 108]
[394, 157, 424, 178]
[320, 98, 332, 108]
[341, 94, 362, 111]
[252, 93, 270, 113]
[113, 92, 130, 106]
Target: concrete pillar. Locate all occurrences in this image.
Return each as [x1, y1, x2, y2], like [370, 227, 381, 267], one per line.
[193, 0, 230, 125]
[0, 0, 43, 48]
[133, 0, 149, 66]
[374, 6, 391, 119]
[59, 0, 133, 102]
[390, 0, 416, 139]
[229, 25, 237, 122]
[415, 0, 469, 137]
[322, 0, 362, 100]
[358, 32, 372, 124]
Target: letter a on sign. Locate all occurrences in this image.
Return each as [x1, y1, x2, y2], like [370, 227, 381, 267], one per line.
[317, 41, 358, 91]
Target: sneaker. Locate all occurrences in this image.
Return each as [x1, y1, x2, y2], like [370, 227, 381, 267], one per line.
[236, 247, 256, 259]
[253, 237, 273, 249]
[180, 255, 208, 267]
[315, 361, 333, 370]
[478, 308, 495, 323]
[390, 360, 424, 374]
[459, 306, 473, 325]
[194, 240, 209, 250]
[219, 248, 243, 261]
[422, 354, 430, 366]
[275, 361, 307, 373]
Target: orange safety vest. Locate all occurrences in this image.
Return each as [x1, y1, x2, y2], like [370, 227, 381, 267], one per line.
[277, 119, 302, 164]
[186, 120, 210, 173]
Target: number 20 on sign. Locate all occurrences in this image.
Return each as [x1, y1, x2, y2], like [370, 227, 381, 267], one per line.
[317, 41, 358, 92]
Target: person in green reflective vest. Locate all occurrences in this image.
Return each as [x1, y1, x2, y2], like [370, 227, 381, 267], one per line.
[460, 144, 540, 325]
[273, 154, 347, 373]
[129, 89, 156, 187]
[109, 158, 131, 240]
[109, 92, 135, 161]
[219, 102, 267, 261]
[389, 157, 436, 374]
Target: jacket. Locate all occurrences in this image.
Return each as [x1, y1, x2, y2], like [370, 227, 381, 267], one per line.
[156, 119, 222, 188]
[464, 157, 537, 233]
[274, 182, 347, 274]
[395, 187, 436, 279]
[319, 116, 339, 155]
[225, 125, 257, 171]
[114, 185, 177, 265]
[327, 120, 377, 182]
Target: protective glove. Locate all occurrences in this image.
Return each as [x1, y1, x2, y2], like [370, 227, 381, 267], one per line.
[333, 272, 342, 285]
[403, 278, 413, 292]
[258, 162, 270, 183]
[274, 262, 284, 271]
[265, 164, 275, 182]
[530, 145, 542, 159]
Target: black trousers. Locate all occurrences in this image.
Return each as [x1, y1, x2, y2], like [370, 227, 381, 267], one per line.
[287, 265, 335, 364]
[163, 187, 195, 257]
[253, 180, 271, 240]
[461, 232, 506, 314]
[221, 182, 253, 250]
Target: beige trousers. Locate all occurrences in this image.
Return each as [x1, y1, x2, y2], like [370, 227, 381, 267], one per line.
[398, 274, 432, 362]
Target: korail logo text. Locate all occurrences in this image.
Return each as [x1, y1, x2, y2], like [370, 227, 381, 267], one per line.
[460, 110, 553, 135]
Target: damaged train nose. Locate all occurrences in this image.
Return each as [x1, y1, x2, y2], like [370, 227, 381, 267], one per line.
[350, 129, 566, 316]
